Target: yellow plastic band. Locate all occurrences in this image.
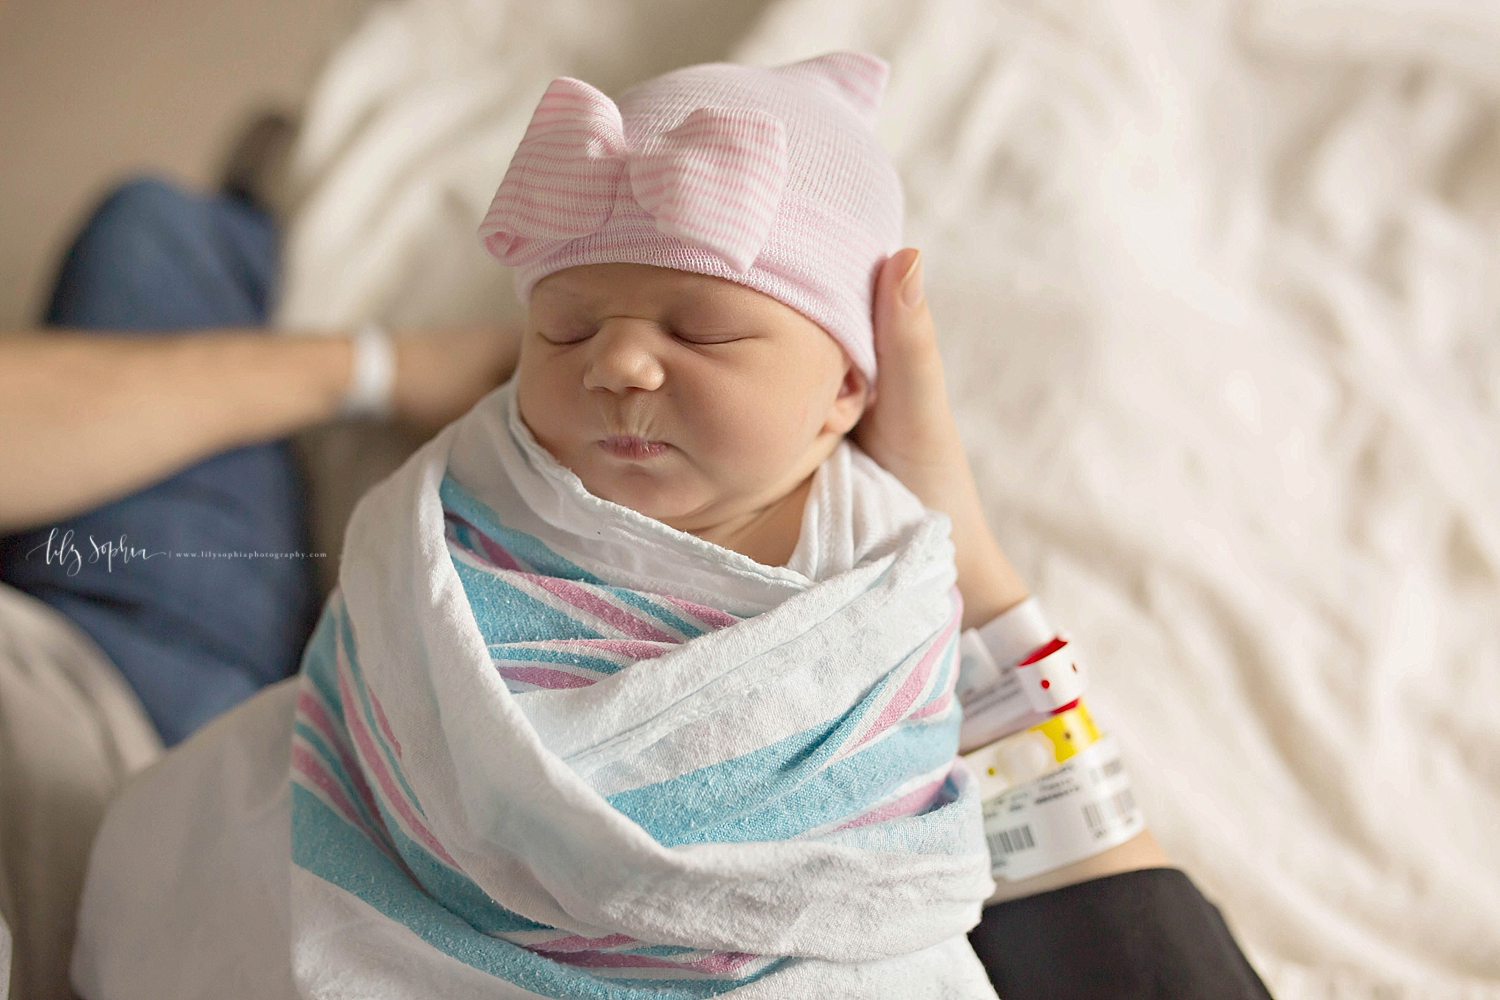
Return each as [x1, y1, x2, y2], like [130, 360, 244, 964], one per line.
[960, 701, 1101, 802]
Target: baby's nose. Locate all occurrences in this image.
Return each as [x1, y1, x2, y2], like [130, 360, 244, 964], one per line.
[582, 318, 667, 394]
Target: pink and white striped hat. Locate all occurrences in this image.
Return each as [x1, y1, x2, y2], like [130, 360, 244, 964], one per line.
[477, 52, 903, 382]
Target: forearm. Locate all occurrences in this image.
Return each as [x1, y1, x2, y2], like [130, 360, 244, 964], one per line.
[895, 434, 1030, 629]
[984, 829, 1172, 905]
[954, 513, 1173, 901]
[0, 332, 352, 531]
[950, 497, 1030, 629]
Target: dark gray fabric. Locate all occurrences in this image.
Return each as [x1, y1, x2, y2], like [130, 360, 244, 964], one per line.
[970, 868, 1274, 999]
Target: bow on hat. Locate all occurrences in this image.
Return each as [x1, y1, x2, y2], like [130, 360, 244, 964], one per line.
[479, 77, 789, 273]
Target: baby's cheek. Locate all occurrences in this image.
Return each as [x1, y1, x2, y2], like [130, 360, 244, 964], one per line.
[516, 364, 576, 461]
[683, 391, 766, 472]
[730, 398, 810, 480]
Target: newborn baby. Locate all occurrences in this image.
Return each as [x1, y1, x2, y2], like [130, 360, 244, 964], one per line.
[71, 53, 1000, 1000]
[486, 50, 898, 572]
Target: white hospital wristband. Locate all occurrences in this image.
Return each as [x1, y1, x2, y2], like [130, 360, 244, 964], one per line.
[338, 324, 396, 418]
[956, 597, 1067, 752]
[976, 597, 1055, 667]
[982, 735, 1145, 881]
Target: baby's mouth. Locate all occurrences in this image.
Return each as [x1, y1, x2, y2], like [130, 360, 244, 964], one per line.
[598, 435, 669, 460]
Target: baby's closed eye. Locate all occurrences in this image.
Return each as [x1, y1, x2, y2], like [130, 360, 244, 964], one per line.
[536, 321, 597, 345]
[670, 325, 750, 345]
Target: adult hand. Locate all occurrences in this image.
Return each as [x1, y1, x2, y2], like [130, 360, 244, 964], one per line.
[857, 251, 1173, 900]
[854, 249, 1030, 629]
[391, 325, 521, 432]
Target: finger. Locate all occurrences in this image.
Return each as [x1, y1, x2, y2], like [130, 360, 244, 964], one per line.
[872, 249, 951, 422]
[872, 249, 945, 387]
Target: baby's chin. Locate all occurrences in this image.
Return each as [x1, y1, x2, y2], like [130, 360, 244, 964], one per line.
[571, 461, 712, 530]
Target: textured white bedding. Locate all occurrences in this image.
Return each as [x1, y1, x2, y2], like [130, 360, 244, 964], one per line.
[276, 1, 1500, 996]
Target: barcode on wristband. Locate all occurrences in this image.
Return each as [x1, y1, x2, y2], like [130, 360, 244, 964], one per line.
[983, 736, 1144, 881]
[986, 823, 1036, 856]
[1091, 757, 1125, 783]
[1082, 788, 1136, 836]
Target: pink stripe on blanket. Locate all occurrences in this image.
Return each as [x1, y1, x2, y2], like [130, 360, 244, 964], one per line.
[529, 576, 676, 642]
[445, 512, 524, 571]
[834, 776, 948, 832]
[297, 689, 354, 761]
[533, 947, 760, 975]
[567, 638, 676, 658]
[851, 611, 960, 751]
[910, 690, 953, 720]
[291, 743, 376, 837]
[660, 595, 740, 631]
[297, 689, 384, 823]
[497, 665, 597, 690]
[367, 681, 404, 759]
[684, 951, 762, 976]
[527, 933, 636, 954]
[338, 663, 460, 869]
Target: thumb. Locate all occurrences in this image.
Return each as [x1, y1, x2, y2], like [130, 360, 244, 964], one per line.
[872, 248, 946, 396]
[859, 246, 966, 481]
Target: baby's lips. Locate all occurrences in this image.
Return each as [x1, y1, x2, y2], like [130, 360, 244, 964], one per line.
[599, 436, 670, 460]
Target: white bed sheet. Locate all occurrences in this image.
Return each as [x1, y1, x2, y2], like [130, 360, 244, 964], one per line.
[276, 1, 1500, 996]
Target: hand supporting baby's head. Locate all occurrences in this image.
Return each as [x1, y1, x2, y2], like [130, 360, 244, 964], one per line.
[480, 52, 902, 562]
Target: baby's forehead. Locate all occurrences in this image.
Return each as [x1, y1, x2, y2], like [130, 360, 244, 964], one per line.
[532, 264, 790, 320]
[527, 263, 848, 364]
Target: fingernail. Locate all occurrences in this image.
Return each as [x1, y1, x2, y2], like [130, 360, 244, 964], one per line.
[899, 252, 924, 308]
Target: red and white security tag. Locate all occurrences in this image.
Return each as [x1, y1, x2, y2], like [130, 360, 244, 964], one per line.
[981, 735, 1145, 882]
[957, 634, 1087, 753]
[957, 599, 1056, 752]
[1013, 638, 1085, 715]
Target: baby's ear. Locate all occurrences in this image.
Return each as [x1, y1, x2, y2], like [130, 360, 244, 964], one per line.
[838, 365, 865, 399]
[829, 362, 870, 434]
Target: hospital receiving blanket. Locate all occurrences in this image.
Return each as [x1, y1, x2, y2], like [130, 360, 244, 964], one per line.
[286, 381, 997, 998]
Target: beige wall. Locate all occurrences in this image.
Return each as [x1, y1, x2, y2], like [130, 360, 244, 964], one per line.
[0, 0, 373, 330]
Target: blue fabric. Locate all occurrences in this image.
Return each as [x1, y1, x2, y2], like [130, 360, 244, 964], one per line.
[0, 177, 318, 745]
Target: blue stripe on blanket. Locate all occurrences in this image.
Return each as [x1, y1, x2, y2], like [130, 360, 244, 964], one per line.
[487, 643, 641, 677]
[297, 599, 786, 988]
[447, 536, 719, 644]
[293, 719, 387, 837]
[452, 557, 615, 645]
[300, 603, 343, 709]
[336, 609, 430, 821]
[367, 791, 557, 937]
[440, 476, 600, 582]
[293, 786, 780, 998]
[600, 590, 712, 641]
[607, 710, 961, 846]
[293, 613, 396, 847]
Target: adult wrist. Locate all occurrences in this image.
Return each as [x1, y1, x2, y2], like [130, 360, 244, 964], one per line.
[952, 597, 1154, 893]
[953, 540, 1028, 627]
[338, 324, 396, 419]
[948, 508, 1028, 627]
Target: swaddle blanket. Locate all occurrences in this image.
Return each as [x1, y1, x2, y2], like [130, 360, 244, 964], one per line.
[287, 381, 998, 998]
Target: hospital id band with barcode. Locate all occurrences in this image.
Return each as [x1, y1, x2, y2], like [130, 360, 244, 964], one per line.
[981, 735, 1145, 882]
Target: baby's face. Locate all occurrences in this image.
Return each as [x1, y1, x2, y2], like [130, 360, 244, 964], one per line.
[516, 263, 867, 539]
